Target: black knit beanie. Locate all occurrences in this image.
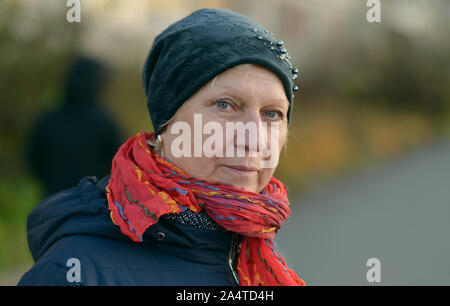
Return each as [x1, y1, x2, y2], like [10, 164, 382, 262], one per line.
[143, 8, 299, 136]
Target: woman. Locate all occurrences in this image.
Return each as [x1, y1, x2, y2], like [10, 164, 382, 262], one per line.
[19, 8, 305, 286]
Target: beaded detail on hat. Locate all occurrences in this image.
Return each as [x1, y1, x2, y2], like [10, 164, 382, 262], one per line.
[253, 28, 300, 94]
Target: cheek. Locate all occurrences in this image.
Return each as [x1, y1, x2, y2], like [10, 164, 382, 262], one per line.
[272, 124, 288, 155]
[201, 117, 229, 156]
[162, 122, 220, 180]
[257, 167, 276, 192]
[279, 128, 288, 149]
[259, 166, 275, 180]
[262, 124, 287, 161]
[185, 157, 218, 179]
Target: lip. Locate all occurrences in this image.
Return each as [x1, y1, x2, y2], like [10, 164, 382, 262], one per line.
[222, 165, 258, 176]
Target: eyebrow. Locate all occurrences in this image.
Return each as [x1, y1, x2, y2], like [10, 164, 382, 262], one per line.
[271, 98, 290, 110]
[213, 82, 289, 107]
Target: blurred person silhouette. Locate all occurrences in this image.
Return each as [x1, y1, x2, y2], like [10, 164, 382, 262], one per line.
[26, 56, 124, 196]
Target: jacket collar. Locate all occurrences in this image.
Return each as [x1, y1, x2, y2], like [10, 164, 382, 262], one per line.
[95, 175, 234, 265]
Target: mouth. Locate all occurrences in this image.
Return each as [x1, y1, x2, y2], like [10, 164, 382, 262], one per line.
[222, 165, 258, 176]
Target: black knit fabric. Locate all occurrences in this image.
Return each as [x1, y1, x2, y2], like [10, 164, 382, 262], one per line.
[160, 209, 227, 232]
[142, 8, 298, 136]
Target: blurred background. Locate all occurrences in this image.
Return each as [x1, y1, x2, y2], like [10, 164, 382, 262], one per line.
[0, 0, 449, 285]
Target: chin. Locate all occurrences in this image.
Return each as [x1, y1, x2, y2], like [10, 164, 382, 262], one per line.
[236, 183, 257, 192]
[227, 178, 259, 193]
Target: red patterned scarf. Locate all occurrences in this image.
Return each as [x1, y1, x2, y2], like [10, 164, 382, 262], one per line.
[106, 132, 305, 286]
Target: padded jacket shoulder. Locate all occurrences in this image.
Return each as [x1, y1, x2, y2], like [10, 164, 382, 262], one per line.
[18, 175, 238, 286]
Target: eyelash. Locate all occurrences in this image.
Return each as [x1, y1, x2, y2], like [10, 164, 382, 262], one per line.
[215, 100, 284, 121]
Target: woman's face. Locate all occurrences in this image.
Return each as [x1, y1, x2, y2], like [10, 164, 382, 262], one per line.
[160, 64, 289, 193]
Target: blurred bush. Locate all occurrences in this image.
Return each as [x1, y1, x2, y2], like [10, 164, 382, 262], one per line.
[0, 176, 42, 271]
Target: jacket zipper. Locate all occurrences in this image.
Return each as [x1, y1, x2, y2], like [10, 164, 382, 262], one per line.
[227, 232, 240, 285]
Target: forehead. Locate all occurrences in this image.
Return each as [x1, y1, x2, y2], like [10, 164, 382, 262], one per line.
[208, 64, 289, 107]
[213, 64, 279, 83]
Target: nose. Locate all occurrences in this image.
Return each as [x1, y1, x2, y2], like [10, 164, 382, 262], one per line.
[233, 109, 265, 157]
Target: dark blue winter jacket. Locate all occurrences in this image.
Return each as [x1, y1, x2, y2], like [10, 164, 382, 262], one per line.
[18, 175, 240, 286]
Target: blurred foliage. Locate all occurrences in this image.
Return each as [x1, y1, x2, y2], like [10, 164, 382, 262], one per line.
[275, 101, 437, 192]
[344, 29, 450, 118]
[0, 1, 82, 178]
[0, 2, 80, 277]
[1, 0, 449, 281]
[0, 176, 43, 272]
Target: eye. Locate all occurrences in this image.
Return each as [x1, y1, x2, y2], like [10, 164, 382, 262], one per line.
[216, 100, 231, 110]
[264, 110, 283, 120]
